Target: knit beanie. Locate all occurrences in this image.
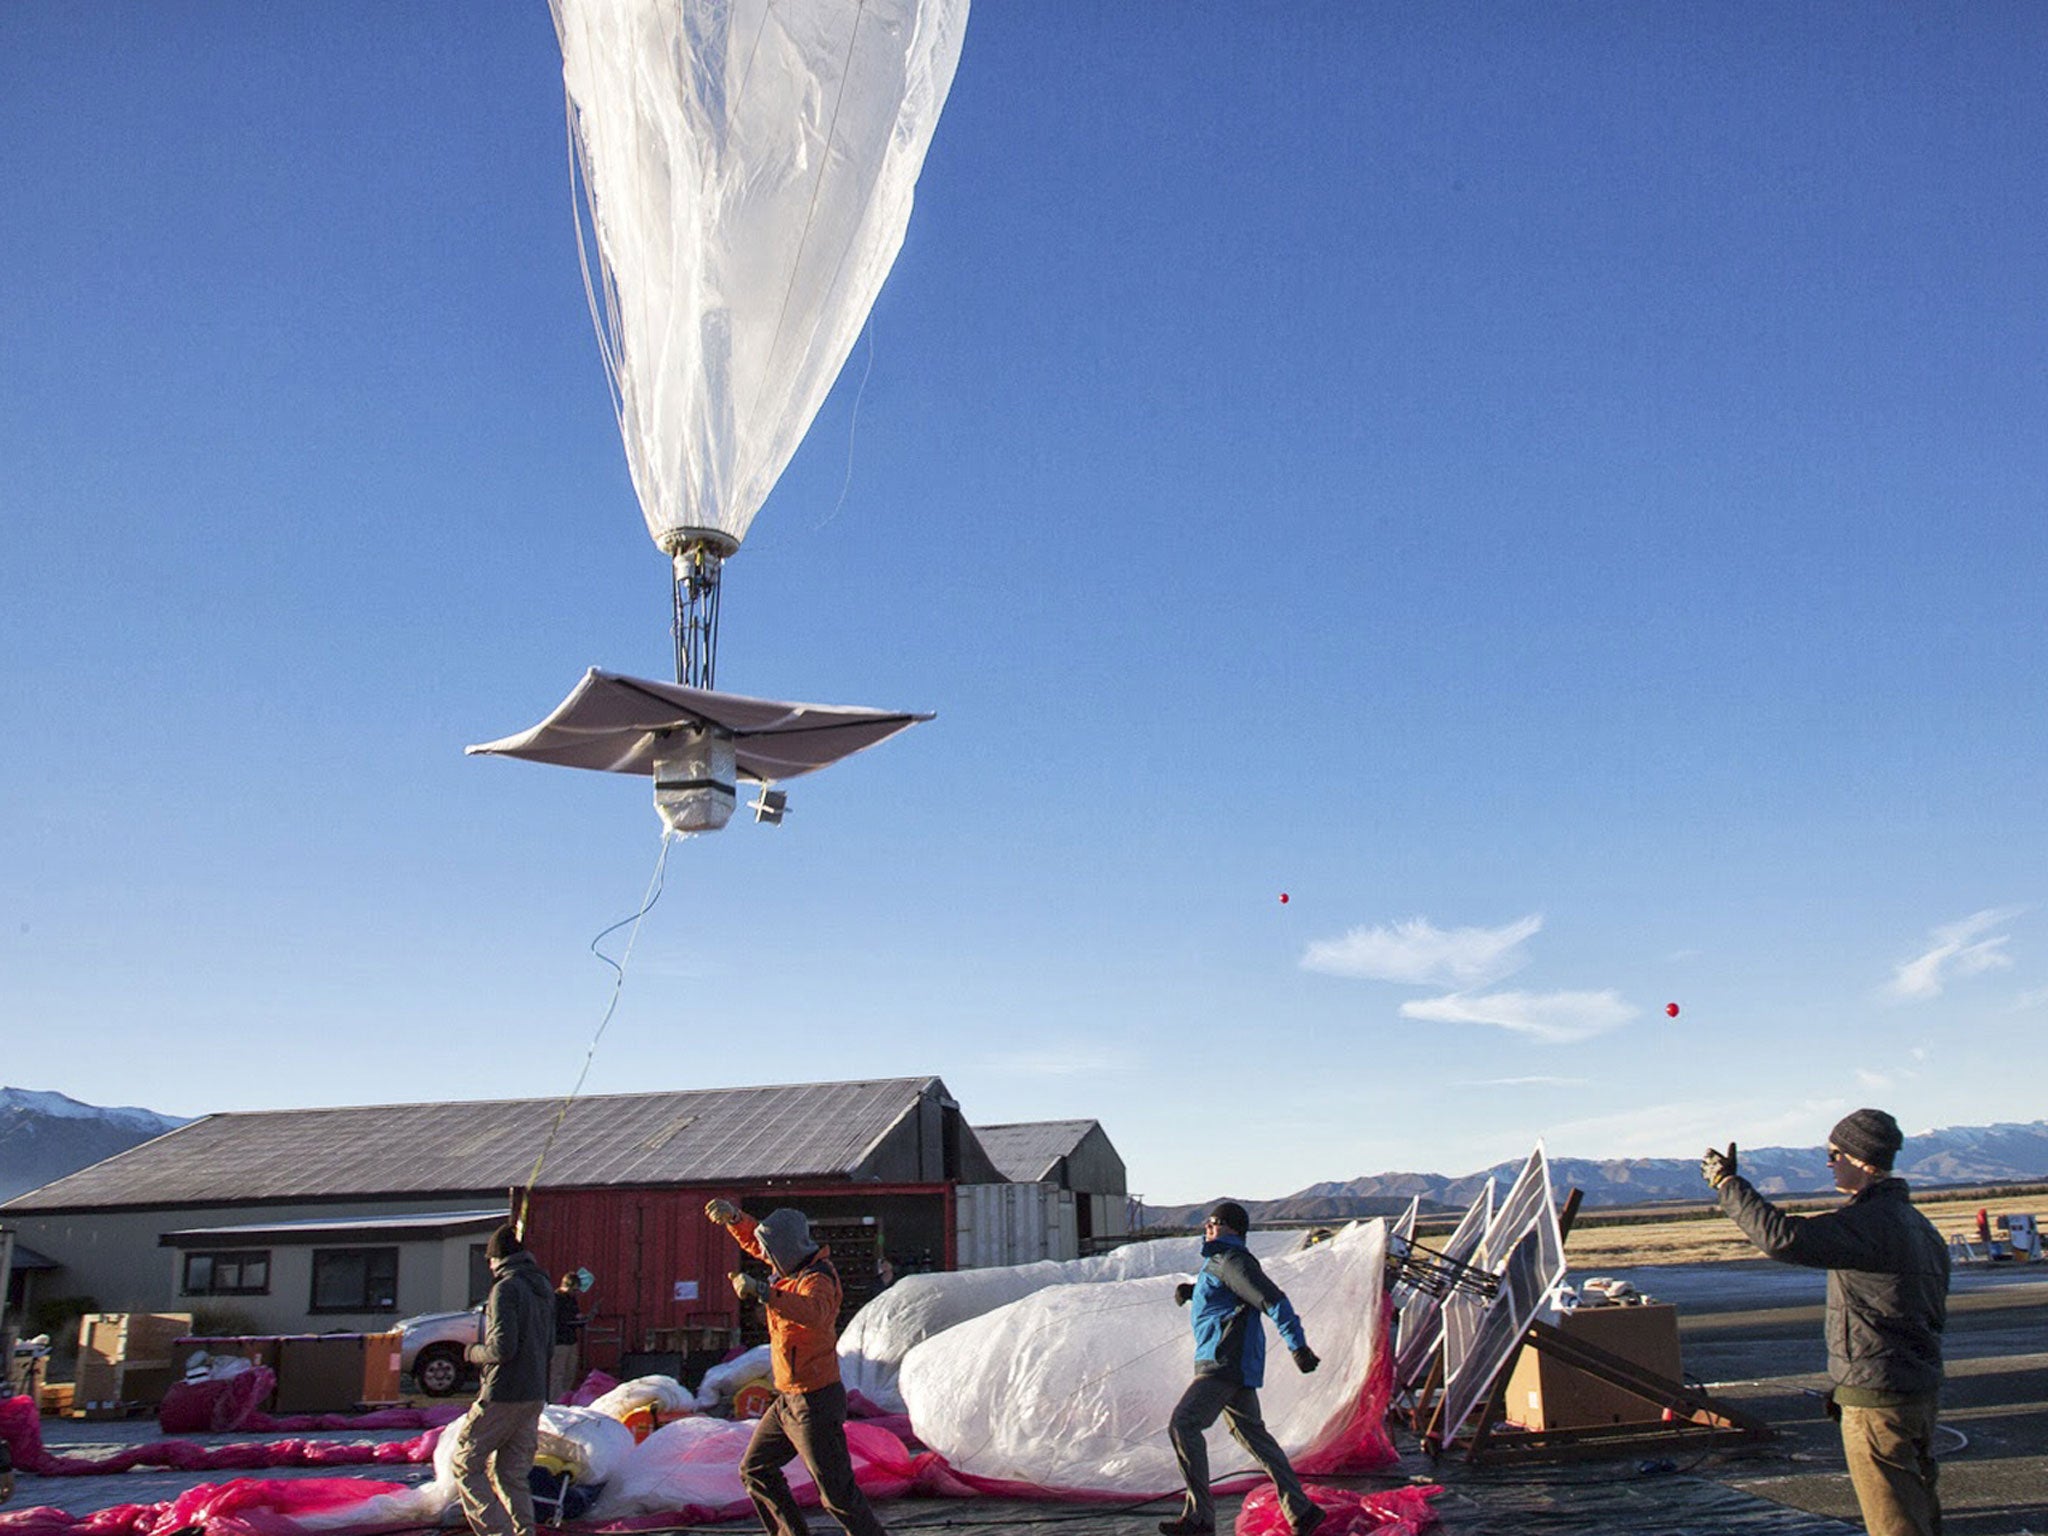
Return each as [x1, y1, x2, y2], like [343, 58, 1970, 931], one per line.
[1207, 1201, 1251, 1235]
[1830, 1108, 1904, 1170]
[486, 1221, 525, 1261]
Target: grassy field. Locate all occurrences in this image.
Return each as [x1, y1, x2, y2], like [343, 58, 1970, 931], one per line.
[1551, 1191, 2047, 1269]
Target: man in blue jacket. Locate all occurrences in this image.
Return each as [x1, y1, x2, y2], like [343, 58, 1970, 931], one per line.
[1161, 1202, 1325, 1536]
[1705, 1109, 1948, 1536]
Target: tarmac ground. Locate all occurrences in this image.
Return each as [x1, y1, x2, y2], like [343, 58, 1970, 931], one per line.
[9, 1256, 2044, 1535]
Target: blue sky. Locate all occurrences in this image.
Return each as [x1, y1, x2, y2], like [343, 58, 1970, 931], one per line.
[3, 4, 2043, 1206]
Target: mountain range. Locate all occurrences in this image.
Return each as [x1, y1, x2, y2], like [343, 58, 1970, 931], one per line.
[0, 1087, 189, 1202]
[1140, 1120, 2048, 1229]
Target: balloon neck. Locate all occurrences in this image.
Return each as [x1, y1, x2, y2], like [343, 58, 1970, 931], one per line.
[661, 530, 737, 689]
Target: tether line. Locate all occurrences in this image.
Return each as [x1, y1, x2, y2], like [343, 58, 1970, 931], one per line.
[517, 829, 677, 1233]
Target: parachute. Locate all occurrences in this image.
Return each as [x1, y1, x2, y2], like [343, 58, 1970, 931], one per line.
[475, 1, 967, 830]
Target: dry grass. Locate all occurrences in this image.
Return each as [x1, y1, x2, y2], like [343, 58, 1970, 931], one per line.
[1556, 1192, 2044, 1270]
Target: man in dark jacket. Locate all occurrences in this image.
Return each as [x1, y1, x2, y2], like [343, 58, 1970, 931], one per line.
[1704, 1109, 1948, 1536]
[1161, 1202, 1325, 1536]
[449, 1222, 554, 1536]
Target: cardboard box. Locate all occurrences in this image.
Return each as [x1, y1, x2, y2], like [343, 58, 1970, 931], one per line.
[273, 1332, 404, 1413]
[1505, 1302, 1683, 1431]
[73, 1312, 192, 1411]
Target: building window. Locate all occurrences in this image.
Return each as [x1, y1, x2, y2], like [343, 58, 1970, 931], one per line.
[182, 1250, 271, 1297]
[466, 1243, 492, 1307]
[310, 1247, 399, 1313]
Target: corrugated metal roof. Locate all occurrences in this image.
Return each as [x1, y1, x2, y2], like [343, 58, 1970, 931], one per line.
[972, 1119, 1100, 1183]
[160, 1209, 505, 1239]
[3, 1078, 946, 1212]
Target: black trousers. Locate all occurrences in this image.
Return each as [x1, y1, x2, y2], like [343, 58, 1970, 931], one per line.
[738, 1380, 889, 1536]
[1167, 1374, 1314, 1530]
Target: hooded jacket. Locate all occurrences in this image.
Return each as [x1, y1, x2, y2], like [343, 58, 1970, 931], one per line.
[726, 1212, 844, 1393]
[1188, 1232, 1308, 1390]
[473, 1248, 554, 1404]
[1718, 1175, 1949, 1402]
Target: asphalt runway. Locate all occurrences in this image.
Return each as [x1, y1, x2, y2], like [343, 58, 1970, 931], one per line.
[11, 1256, 2044, 1534]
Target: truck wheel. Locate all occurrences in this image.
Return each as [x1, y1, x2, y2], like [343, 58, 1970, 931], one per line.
[414, 1343, 467, 1397]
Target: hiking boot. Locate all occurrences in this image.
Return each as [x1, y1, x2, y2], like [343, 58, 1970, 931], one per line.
[1158, 1520, 1214, 1535]
[1291, 1505, 1327, 1536]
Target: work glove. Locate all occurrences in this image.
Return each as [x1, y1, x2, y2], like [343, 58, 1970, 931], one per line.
[1292, 1345, 1320, 1374]
[1174, 1282, 1194, 1307]
[730, 1271, 770, 1303]
[465, 1344, 489, 1365]
[705, 1198, 740, 1225]
[1701, 1143, 1738, 1190]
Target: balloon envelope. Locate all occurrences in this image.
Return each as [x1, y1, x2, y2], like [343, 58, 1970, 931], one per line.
[551, 0, 971, 555]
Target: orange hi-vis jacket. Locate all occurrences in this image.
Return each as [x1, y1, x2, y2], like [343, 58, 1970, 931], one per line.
[727, 1213, 844, 1393]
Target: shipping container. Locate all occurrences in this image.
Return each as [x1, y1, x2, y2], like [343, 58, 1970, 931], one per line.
[524, 1182, 955, 1381]
[954, 1182, 1077, 1268]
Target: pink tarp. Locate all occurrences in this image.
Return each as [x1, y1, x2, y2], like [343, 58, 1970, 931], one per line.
[157, 1373, 464, 1439]
[1, 1333, 1436, 1536]
[1237, 1483, 1441, 1536]
[0, 1396, 443, 1480]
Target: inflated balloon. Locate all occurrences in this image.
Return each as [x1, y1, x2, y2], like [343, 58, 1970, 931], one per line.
[552, 0, 970, 689]
[1665, 1002, 1680, 1018]
[1279, 893, 1290, 904]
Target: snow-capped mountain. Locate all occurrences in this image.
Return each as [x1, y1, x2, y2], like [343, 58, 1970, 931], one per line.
[0, 1087, 190, 1202]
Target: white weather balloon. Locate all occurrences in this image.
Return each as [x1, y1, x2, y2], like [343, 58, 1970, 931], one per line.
[550, 0, 970, 686]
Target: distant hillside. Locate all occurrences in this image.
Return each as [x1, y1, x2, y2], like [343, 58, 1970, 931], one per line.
[1141, 1120, 2048, 1230]
[0, 1087, 189, 1202]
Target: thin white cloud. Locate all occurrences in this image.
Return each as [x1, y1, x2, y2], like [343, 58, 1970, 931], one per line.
[1302, 913, 1542, 987]
[1854, 1068, 1895, 1092]
[1454, 1075, 1588, 1088]
[1884, 907, 2023, 1001]
[1399, 988, 1637, 1045]
[2010, 986, 2048, 1013]
[979, 1047, 1132, 1077]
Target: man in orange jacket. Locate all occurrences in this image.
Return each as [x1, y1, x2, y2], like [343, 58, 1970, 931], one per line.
[707, 1200, 890, 1536]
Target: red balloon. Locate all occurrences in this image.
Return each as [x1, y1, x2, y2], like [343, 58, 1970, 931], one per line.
[1278, 892, 1290, 904]
[1665, 1002, 1681, 1018]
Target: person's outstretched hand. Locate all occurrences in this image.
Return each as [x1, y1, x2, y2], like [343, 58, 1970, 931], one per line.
[1292, 1345, 1320, 1373]
[705, 1198, 740, 1224]
[1701, 1143, 1738, 1190]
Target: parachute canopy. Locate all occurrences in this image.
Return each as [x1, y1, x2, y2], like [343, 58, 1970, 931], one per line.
[551, 0, 972, 559]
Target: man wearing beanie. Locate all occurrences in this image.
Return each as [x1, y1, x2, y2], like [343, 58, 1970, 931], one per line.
[706, 1199, 890, 1536]
[1160, 1201, 1325, 1536]
[448, 1221, 554, 1536]
[1703, 1110, 1949, 1536]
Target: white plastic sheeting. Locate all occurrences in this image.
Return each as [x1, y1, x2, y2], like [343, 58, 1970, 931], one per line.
[589, 1374, 699, 1421]
[300, 1404, 635, 1531]
[840, 1231, 1297, 1414]
[593, 1416, 758, 1518]
[549, 0, 971, 554]
[897, 1221, 1387, 1494]
[692, 1344, 775, 1410]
